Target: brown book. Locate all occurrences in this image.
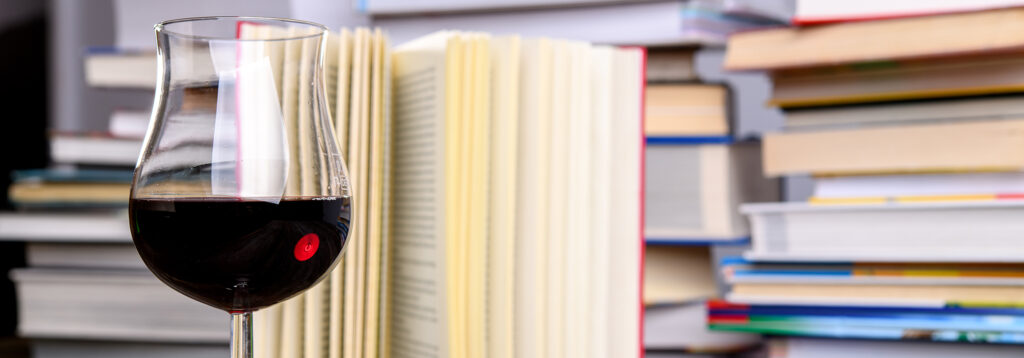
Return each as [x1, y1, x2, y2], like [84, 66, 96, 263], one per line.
[725, 8, 1024, 70]
[8, 182, 128, 207]
[645, 84, 728, 136]
[770, 53, 1024, 108]
[762, 119, 1024, 176]
[731, 282, 1024, 304]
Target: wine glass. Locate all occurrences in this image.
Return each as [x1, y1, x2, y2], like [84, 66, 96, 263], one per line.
[128, 17, 351, 358]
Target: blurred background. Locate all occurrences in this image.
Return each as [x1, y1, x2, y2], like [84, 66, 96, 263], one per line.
[6, 0, 1024, 357]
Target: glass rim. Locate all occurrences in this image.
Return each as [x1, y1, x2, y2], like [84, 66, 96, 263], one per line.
[155, 16, 328, 42]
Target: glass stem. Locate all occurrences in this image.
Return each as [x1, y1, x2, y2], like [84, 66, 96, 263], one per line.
[230, 311, 253, 358]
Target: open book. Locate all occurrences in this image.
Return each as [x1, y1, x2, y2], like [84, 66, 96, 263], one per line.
[239, 24, 645, 358]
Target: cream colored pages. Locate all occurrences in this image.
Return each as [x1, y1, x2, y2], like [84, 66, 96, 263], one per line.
[488, 35, 520, 358]
[282, 27, 303, 197]
[545, 39, 569, 358]
[278, 26, 306, 358]
[564, 41, 592, 358]
[324, 31, 340, 121]
[297, 35, 320, 195]
[301, 31, 330, 358]
[342, 29, 364, 358]
[587, 45, 615, 358]
[239, 23, 282, 358]
[363, 28, 386, 358]
[356, 27, 375, 358]
[644, 246, 715, 304]
[514, 38, 551, 358]
[335, 29, 353, 158]
[328, 29, 351, 358]
[303, 278, 327, 358]
[451, 33, 470, 358]
[466, 33, 491, 358]
[390, 32, 452, 358]
[346, 28, 372, 358]
[446, 34, 466, 358]
[266, 27, 285, 101]
[255, 305, 282, 358]
[607, 48, 643, 358]
[377, 33, 394, 358]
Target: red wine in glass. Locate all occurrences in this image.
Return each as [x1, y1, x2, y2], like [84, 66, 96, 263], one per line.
[132, 17, 351, 358]
[130, 197, 351, 312]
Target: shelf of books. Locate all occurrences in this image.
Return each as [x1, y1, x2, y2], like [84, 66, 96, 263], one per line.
[707, 4, 1024, 357]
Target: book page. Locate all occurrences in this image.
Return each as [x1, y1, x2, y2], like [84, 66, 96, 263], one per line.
[300, 30, 329, 358]
[303, 275, 326, 358]
[587, 45, 615, 358]
[363, 28, 387, 358]
[466, 33, 491, 358]
[297, 35, 320, 195]
[545, 38, 570, 358]
[245, 23, 284, 358]
[344, 28, 371, 358]
[514, 37, 551, 358]
[564, 41, 593, 358]
[377, 31, 394, 358]
[445, 33, 466, 358]
[282, 27, 303, 197]
[278, 26, 306, 358]
[355, 27, 374, 358]
[488, 35, 520, 358]
[607, 47, 643, 358]
[390, 32, 452, 358]
[328, 28, 352, 358]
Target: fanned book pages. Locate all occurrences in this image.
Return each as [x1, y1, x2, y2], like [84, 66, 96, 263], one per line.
[238, 25, 644, 358]
[237, 24, 392, 358]
[390, 32, 644, 358]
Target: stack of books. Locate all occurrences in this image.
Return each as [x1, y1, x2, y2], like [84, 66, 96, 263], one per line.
[1, 36, 224, 358]
[712, 4, 1024, 351]
[644, 49, 779, 245]
[642, 48, 778, 356]
[2, 168, 227, 358]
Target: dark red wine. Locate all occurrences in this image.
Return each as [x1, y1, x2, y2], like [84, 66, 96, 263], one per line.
[129, 197, 351, 312]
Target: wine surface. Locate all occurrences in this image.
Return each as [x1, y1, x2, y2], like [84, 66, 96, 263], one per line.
[129, 197, 351, 312]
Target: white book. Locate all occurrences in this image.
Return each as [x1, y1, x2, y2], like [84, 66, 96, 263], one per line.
[376, 1, 731, 46]
[12, 268, 225, 342]
[0, 211, 130, 242]
[813, 171, 1024, 199]
[770, 337, 1024, 358]
[645, 143, 778, 242]
[49, 134, 142, 166]
[84, 50, 156, 89]
[644, 302, 759, 350]
[361, 0, 646, 15]
[742, 200, 1024, 262]
[109, 110, 152, 139]
[794, 0, 1024, 24]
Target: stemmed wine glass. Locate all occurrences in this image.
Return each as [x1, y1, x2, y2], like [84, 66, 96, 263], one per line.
[128, 17, 351, 358]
